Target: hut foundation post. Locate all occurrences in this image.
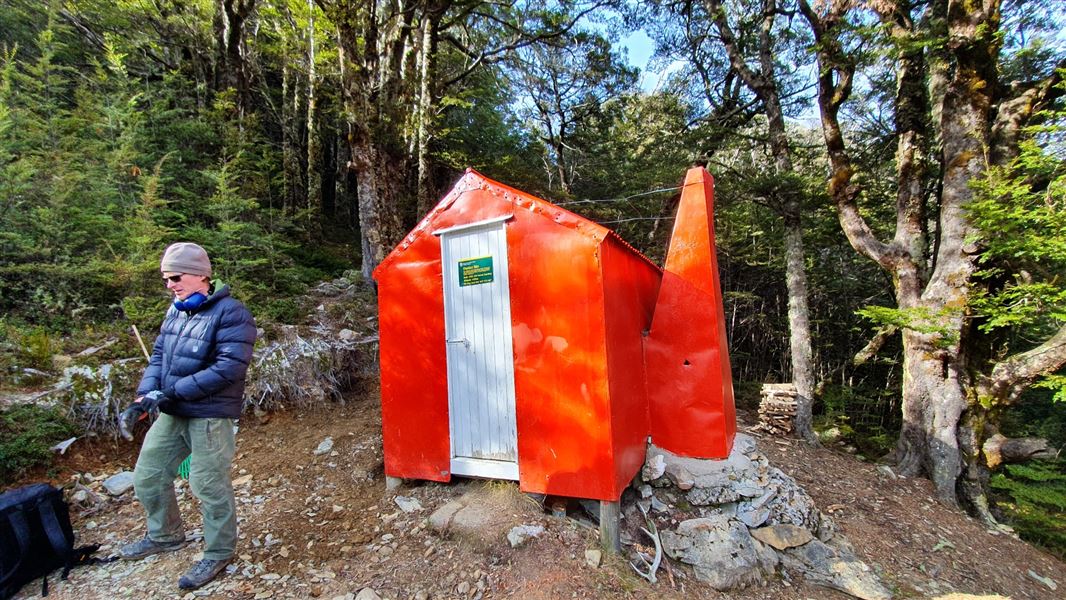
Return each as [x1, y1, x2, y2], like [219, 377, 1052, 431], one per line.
[600, 500, 621, 553]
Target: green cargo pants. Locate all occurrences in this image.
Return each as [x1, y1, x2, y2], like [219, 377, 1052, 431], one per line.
[133, 413, 237, 560]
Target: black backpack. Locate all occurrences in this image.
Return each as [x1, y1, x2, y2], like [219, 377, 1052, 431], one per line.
[0, 483, 103, 599]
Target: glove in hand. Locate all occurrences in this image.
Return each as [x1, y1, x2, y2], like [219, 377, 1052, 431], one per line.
[117, 391, 169, 440]
[140, 389, 169, 411]
[118, 402, 148, 441]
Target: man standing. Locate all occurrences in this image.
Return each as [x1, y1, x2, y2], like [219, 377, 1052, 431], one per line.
[119, 242, 257, 590]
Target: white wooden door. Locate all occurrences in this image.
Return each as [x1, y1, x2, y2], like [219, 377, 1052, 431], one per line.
[438, 217, 519, 480]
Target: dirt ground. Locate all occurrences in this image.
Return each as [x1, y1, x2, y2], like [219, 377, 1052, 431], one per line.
[9, 389, 1066, 600]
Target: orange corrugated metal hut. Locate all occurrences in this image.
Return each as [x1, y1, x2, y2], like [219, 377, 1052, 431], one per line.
[373, 166, 734, 502]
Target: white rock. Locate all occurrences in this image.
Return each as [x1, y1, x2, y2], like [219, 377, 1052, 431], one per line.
[103, 471, 135, 496]
[354, 589, 381, 600]
[642, 454, 666, 481]
[665, 463, 695, 490]
[1028, 569, 1058, 591]
[660, 516, 777, 590]
[313, 437, 334, 455]
[51, 437, 77, 454]
[394, 496, 423, 513]
[585, 548, 602, 568]
[507, 524, 545, 548]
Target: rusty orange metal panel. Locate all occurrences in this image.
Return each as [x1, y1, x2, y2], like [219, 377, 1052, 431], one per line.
[377, 248, 452, 482]
[375, 168, 669, 499]
[645, 167, 736, 458]
[601, 237, 662, 498]
[375, 171, 522, 482]
[507, 211, 617, 499]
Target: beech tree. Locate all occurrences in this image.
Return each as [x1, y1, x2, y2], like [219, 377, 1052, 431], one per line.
[644, 0, 820, 442]
[704, 0, 820, 443]
[800, 0, 1065, 510]
[316, 0, 613, 279]
[507, 31, 636, 195]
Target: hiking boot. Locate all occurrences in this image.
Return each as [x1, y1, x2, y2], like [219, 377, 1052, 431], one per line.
[177, 557, 231, 590]
[118, 536, 186, 560]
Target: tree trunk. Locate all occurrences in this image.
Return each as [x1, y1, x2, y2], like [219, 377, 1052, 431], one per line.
[415, 10, 442, 217]
[783, 212, 816, 443]
[216, 0, 257, 118]
[321, 113, 337, 220]
[554, 137, 572, 195]
[306, 0, 322, 234]
[801, 0, 1066, 510]
[706, 0, 817, 443]
[896, 326, 970, 505]
[281, 39, 305, 214]
[351, 139, 405, 280]
[324, 0, 418, 280]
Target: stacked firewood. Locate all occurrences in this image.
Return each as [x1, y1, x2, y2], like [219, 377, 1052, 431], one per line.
[757, 383, 798, 435]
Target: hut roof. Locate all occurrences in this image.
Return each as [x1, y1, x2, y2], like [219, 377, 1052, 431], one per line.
[375, 169, 659, 276]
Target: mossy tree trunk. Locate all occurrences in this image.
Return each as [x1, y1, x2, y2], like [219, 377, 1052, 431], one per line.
[800, 0, 1066, 509]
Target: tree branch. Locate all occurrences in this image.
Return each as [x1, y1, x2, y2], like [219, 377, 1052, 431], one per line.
[990, 64, 1066, 166]
[983, 433, 1057, 468]
[982, 323, 1066, 405]
[798, 0, 896, 270]
[854, 325, 899, 366]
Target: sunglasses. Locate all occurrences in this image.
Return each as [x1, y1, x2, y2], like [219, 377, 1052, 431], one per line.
[163, 273, 186, 283]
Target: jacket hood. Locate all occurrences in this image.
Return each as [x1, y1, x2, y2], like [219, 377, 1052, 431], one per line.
[204, 280, 231, 306]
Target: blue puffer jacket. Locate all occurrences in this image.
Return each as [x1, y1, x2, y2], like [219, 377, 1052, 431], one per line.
[136, 282, 257, 419]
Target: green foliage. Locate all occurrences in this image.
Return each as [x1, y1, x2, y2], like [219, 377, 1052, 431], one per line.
[15, 326, 55, 371]
[259, 298, 302, 323]
[0, 12, 349, 337]
[119, 295, 169, 337]
[969, 78, 1066, 404]
[991, 460, 1066, 558]
[0, 403, 78, 484]
[856, 305, 961, 345]
[1035, 375, 1066, 404]
[816, 383, 900, 458]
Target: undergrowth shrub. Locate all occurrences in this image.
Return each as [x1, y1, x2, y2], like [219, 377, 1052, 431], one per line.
[815, 384, 899, 458]
[991, 460, 1066, 559]
[0, 404, 78, 484]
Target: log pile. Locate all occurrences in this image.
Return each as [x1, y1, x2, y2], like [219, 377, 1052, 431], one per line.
[757, 383, 798, 436]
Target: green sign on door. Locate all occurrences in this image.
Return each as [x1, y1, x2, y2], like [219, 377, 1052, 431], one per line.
[459, 256, 494, 287]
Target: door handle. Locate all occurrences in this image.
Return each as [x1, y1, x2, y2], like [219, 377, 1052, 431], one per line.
[446, 338, 471, 348]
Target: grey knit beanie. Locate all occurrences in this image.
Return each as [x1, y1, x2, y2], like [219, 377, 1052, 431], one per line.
[160, 242, 212, 277]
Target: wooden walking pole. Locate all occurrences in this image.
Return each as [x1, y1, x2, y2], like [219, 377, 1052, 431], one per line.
[131, 325, 151, 361]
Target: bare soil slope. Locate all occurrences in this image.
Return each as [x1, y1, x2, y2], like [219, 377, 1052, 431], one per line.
[11, 392, 1065, 600]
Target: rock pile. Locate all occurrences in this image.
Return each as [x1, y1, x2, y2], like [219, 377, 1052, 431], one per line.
[636, 434, 892, 600]
[245, 273, 378, 413]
